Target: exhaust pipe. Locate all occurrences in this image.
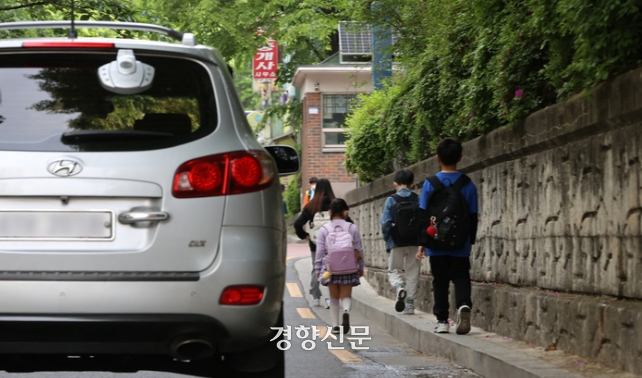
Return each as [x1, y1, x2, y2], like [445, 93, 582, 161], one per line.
[170, 336, 215, 360]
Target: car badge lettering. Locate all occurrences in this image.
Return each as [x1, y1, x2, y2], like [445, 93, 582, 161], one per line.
[48, 160, 82, 177]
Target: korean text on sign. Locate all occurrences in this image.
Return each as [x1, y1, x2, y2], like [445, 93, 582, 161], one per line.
[253, 39, 278, 79]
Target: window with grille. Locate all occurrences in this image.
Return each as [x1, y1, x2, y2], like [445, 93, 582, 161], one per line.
[322, 94, 357, 149]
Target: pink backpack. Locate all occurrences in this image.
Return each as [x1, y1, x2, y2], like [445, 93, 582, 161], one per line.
[323, 223, 358, 275]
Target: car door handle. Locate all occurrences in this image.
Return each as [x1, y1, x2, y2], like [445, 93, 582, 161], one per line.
[118, 211, 170, 224]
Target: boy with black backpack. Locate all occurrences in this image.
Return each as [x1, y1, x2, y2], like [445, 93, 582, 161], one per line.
[417, 138, 479, 335]
[380, 169, 422, 315]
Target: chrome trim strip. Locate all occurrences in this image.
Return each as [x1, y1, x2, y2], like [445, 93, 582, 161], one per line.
[0, 271, 199, 281]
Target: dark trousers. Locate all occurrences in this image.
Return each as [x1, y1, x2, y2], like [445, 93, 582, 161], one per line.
[429, 255, 472, 322]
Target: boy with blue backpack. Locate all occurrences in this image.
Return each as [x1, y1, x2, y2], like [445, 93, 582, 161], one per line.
[380, 169, 422, 315]
[417, 138, 478, 335]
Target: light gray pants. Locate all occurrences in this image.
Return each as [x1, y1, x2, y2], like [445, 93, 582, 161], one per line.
[310, 250, 322, 299]
[388, 246, 421, 301]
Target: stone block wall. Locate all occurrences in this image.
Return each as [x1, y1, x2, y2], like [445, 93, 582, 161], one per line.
[345, 67, 642, 374]
[475, 124, 642, 298]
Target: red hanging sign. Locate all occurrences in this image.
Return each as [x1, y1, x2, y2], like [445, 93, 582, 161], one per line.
[253, 39, 278, 79]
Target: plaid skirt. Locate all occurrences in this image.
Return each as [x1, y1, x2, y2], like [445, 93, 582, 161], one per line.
[319, 271, 361, 286]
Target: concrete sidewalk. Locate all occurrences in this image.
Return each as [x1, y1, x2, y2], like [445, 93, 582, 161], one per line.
[291, 250, 636, 378]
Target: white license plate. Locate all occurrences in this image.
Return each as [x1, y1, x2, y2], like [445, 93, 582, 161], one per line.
[0, 211, 113, 240]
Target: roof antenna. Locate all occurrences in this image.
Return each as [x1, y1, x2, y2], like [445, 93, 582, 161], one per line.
[68, 0, 77, 39]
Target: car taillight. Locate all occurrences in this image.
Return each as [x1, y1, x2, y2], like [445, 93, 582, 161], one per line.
[231, 156, 261, 187]
[23, 41, 115, 49]
[172, 150, 275, 198]
[190, 162, 223, 191]
[219, 286, 264, 305]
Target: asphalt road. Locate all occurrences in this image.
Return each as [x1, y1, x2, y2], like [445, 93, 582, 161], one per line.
[284, 244, 480, 378]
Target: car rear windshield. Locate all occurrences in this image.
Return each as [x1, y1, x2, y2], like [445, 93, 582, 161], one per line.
[0, 52, 217, 152]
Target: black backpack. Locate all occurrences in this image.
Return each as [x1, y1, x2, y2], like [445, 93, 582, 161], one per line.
[419, 174, 471, 251]
[390, 192, 421, 247]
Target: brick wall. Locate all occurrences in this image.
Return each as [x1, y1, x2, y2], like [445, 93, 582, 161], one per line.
[301, 92, 355, 203]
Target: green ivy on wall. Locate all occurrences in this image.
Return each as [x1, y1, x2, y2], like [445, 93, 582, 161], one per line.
[344, 0, 642, 182]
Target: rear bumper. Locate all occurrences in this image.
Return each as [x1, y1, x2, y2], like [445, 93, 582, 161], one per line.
[0, 314, 233, 355]
[0, 226, 286, 355]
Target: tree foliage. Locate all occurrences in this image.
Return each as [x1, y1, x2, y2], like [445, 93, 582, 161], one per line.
[0, 0, 168, 39]
[135, 0, 347, 85]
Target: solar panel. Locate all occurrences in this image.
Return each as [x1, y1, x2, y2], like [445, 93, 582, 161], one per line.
[338, 21, 372, 55]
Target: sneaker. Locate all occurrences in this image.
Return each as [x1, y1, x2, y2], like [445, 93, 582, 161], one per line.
[342, 312, 350, 334]
[312, 298, 320, 307]
[324, 297, 330, 309]
[456, 305, 471, 335]
[331, 326, 340, 334]
[435, 321, 450, 333]
[403, 303, 415, 315]
[395, 286, 406, 312]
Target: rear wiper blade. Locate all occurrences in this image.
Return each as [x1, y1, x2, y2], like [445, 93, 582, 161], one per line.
[61, 130, 173, 144]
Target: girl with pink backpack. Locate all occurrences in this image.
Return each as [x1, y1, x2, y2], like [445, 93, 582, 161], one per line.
[315, 198, 364, 334]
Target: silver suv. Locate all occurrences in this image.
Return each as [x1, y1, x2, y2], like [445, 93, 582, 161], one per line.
[0, 21, 298, 377]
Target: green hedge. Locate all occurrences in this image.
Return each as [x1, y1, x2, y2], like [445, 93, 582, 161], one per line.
[284, 172, 301, 218]
[344, 0, 642, 182]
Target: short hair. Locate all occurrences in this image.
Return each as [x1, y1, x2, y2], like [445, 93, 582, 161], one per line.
[393, 169, 414, 186]
[309, 176, 319, 184]
[437, 138, 462, 166]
